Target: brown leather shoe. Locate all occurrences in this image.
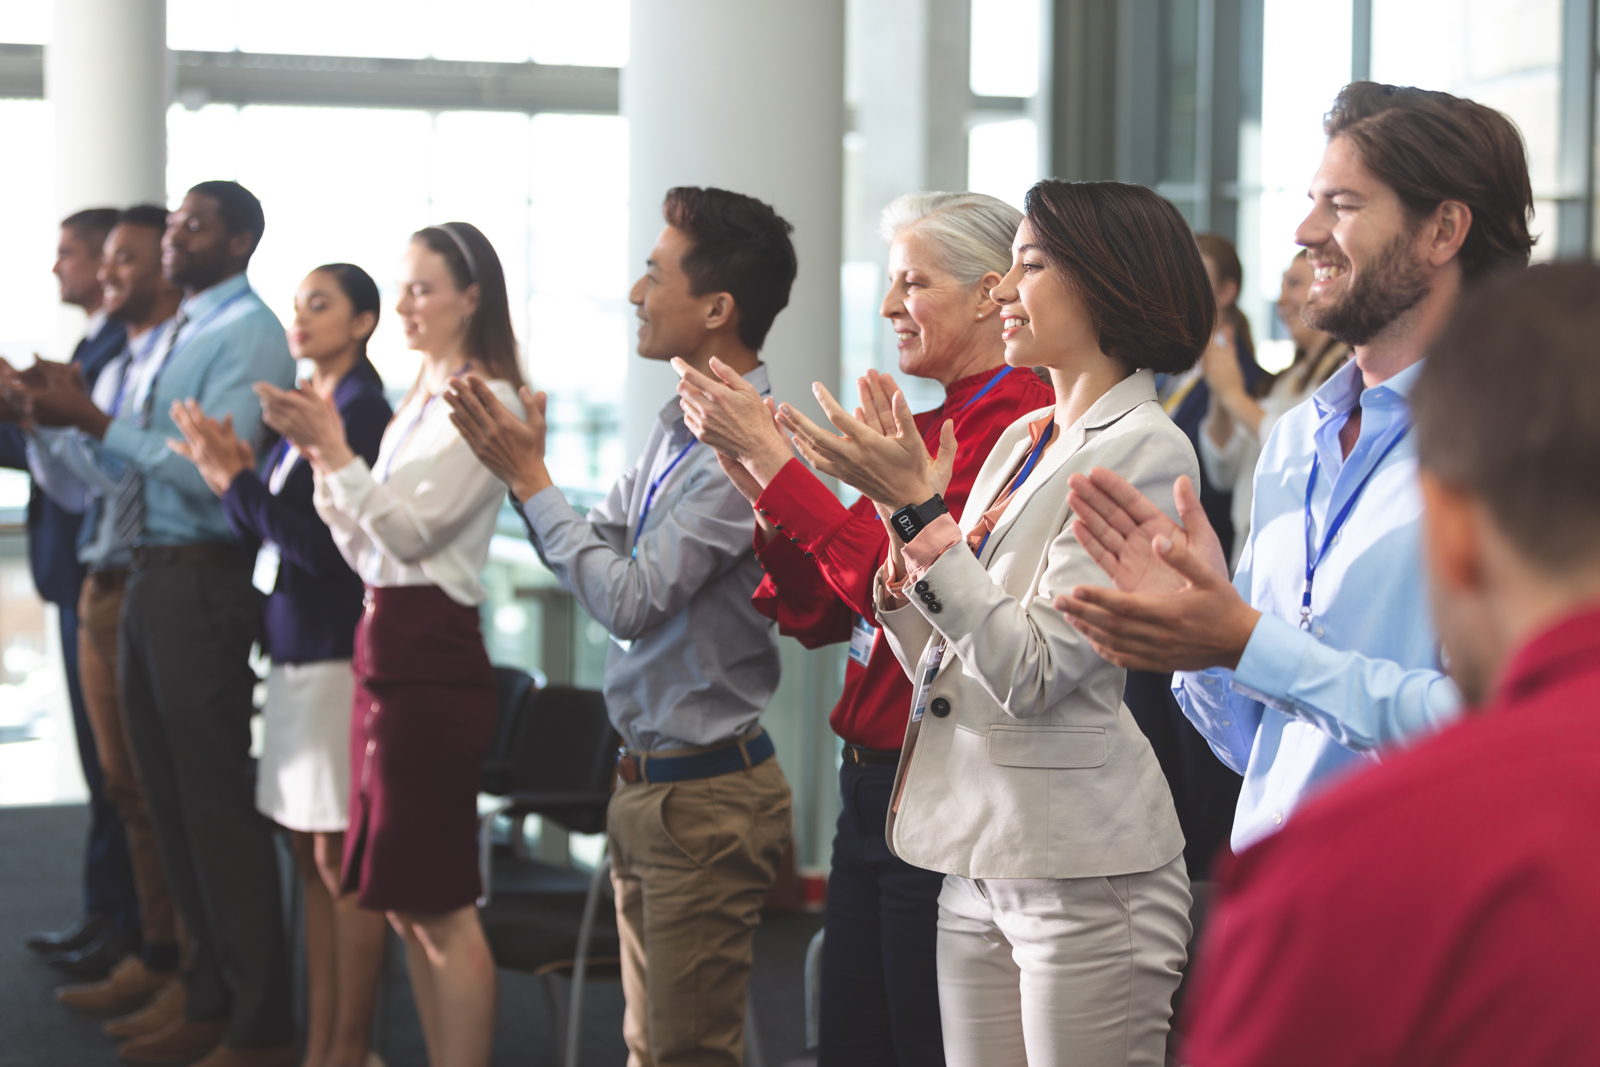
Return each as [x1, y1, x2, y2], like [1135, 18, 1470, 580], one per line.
[190, 1043, 296, 1067]
[116, 1015, 226, 1063]
[58, 956, 177, 1015]
[105, 979, 186, 1039]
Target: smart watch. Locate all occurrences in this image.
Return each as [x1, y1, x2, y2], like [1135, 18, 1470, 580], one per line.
[889, 494, 950, 544]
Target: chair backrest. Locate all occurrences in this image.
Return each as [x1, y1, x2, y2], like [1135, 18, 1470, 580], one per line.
[483, 666, 538, 795]
[506, 685, 620, 836]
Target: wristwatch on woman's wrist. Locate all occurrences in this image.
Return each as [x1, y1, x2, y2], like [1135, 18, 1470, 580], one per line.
[889, 494, 949, 543]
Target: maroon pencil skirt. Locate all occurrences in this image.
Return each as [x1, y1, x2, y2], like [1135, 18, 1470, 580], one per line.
[341, 584, 495, 914]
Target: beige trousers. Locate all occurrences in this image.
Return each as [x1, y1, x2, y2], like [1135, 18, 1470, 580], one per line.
[936, 855, 1192, 1067]
[608, 754, 792, 1067]
[79, 574, 180, 949]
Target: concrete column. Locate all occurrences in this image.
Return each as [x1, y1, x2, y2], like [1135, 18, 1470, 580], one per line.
[46, 0, 168, 218]
[623, 0, 847, 875]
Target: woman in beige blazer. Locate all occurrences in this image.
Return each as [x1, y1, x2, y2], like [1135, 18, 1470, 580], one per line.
[779, 180, 1211, 1066]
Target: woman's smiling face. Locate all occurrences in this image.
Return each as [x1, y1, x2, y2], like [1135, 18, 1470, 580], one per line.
[990, 217, 1100, 373]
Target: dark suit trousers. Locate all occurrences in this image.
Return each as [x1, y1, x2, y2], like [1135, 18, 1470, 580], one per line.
[819, 760, 947, 1067]
[119, 556, 291, 1048]
[59, 600, 139, 929]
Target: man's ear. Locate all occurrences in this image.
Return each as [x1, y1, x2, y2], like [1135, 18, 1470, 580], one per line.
[1420, 469, 1484, 598]
[704, 291, 738, 334]
[228, 230, 258, 263]
[1424, 200, 1473, 268]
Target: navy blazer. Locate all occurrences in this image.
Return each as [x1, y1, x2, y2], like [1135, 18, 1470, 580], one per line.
[1168, 327, 1265, 563]
[0, 322, 128, 605]
[221, 359, 391, 664]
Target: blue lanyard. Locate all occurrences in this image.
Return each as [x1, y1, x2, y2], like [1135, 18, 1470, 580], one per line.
[632, 439, 697, 558]
[108, 328, 165, 418]
[974, 419, 1055, 557]
[957, 365, 1013, 413]
[1301, 419, 1411, 630]
[134, 291, 251, 429]
[375, 363, 473, 483]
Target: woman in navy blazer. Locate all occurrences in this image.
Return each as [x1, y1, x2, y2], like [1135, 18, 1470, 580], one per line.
[172, 263, 392, 1067]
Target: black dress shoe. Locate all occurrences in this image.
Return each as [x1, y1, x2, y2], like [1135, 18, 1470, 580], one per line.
[47, 926, 140, 980]
[25, 913, 110, 955]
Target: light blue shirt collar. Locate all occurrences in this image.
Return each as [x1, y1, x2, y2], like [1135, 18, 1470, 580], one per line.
[179, 270, 252, 322]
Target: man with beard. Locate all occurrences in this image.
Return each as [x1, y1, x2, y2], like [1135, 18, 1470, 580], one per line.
[1051, 82, 1533, 859]
[23, 181, 298, 1067]
[25, 205, 188, 1021]
[0, 208, 139, 975]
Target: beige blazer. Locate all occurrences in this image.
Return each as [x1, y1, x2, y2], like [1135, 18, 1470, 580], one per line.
[874, 369, 1193, 880]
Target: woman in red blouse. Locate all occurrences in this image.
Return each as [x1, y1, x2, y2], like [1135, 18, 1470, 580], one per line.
[675, 192, 1052, 1067]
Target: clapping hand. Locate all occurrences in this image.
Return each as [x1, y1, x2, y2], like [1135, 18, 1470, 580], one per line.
[0, 358, 29, 424]
[168, 399, 255, 497]
[444, 374, 551, 502]
[1052, 469, 1259, 672]
[672, 356, 793, 489]
[775, 370, 956, 514]
[19, 358, 105, 435]
[254, 381, 353, 473]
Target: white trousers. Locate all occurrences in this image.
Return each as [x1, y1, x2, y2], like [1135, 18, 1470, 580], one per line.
[936, 855, 1191, 1067]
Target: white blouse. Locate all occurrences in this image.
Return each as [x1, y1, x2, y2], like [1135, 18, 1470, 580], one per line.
[313, 377, 523, 607]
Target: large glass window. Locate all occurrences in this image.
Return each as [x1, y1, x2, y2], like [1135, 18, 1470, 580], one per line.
[1371, 0, 1561, 259]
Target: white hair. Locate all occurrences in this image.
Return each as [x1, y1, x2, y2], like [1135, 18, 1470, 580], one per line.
[878, 192, 1023, 288]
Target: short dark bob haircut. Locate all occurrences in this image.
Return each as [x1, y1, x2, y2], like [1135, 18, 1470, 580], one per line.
[1022, 180, 1213, 374]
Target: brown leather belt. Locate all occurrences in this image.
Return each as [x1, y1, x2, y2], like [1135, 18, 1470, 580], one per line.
[88, 569, 129, 591]
[129, 544, 255, 570]
[842, 744, 901, 767]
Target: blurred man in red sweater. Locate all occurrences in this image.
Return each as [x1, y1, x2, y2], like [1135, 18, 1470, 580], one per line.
[1179, 263, 1600, 1066]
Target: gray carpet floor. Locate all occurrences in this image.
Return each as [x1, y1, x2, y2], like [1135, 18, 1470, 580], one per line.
[0, 804, 822, 1067]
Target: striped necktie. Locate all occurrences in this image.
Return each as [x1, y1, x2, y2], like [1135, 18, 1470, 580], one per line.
[111, 313, 187, 545]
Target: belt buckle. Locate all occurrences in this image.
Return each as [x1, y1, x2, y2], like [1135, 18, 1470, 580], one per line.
[616, 751, 641, 785]
[842, 745, 859, 766]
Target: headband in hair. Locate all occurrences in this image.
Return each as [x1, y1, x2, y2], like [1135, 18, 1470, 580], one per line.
[436, 223, 479, 285]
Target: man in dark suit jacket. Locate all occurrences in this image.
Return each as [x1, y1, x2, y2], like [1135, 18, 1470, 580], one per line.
[0, 209, 140, 974]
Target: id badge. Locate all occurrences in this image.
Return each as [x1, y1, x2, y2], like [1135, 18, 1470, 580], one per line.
[848, 614, 877, 667]
[252, 543, 280, 595]
[910, 642, 946, 723]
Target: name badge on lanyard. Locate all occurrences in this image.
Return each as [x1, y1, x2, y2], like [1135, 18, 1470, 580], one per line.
[848, 614, 877, 667]
[910, 642, 945, 723]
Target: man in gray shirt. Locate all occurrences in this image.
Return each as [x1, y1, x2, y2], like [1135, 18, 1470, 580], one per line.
[446, 186, 798, 1067]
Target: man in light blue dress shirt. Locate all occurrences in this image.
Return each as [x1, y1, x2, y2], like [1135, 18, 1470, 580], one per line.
[27, 181, 298, 1067]
[1055, 83, 1535, 857]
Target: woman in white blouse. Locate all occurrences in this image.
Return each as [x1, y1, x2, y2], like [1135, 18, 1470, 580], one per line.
[257, 222, 525, 1067]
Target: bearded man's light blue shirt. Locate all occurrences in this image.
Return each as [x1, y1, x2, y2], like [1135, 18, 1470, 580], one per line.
[1174, 358, 1462, 851]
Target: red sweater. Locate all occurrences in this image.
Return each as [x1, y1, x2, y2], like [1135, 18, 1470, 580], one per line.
[1180, 604, 1600, 1067]
[751, 365, 1054, 749]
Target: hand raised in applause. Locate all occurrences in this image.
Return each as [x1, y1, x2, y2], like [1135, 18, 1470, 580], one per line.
[19, 358, 109, 437]
[254, 380, 352, 473]
[672, 357, 793, 494]
[444, 374, 551, 502]
[0, 357, 30, 425]
[168, 399, 255, 497]
[1052, 468, 1259, 672]
[775, 370, 955, 514]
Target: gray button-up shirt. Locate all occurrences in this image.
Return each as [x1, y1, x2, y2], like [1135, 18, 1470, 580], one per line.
[519, 363, 780, 752]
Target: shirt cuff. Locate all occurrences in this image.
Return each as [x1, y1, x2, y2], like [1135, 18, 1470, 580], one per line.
[321, 455, 377, 516]
[874, 559, 911, 614]
[754, 459, 853, 552]
[1232, 612, 1313, 706]
[901, 513, 964, 586]
[518, 484, 572, 540]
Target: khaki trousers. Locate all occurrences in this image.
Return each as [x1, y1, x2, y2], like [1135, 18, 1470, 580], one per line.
[935, 855, 1192, 1067]
[608, 753, 791, 1067]
[79, 573, 179, 948]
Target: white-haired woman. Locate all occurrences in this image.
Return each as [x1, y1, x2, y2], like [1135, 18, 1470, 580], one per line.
[674, 192, 1052, 1065]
